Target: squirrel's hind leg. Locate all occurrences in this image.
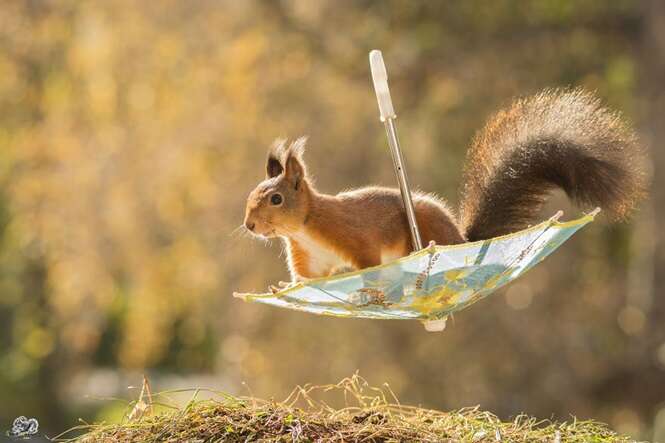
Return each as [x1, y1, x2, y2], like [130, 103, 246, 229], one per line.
[415, 200, 466, 246]
[329, 265, 356, 276]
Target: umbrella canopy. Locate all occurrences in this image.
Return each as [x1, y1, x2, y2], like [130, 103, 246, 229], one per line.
[234, 211, 596, 328]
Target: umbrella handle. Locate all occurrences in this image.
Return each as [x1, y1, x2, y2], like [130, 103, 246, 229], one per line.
[370, 50, 424, 251]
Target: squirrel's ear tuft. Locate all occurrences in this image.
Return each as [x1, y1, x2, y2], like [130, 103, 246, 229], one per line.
[284, 137, 308, 190]
[290, 136, 307, 159]
[266, 138, 286, 178]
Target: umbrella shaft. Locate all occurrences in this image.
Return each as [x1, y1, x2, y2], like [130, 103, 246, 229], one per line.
[383, 117, 423, 251]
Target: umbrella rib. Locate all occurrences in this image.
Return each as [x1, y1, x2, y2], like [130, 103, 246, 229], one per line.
[310, 286, 354, 305]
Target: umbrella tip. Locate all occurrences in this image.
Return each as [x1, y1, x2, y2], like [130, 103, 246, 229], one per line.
[422, 316, 448, 332]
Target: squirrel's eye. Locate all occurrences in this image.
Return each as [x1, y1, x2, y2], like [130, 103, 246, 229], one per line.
[270, 193, 283, 205]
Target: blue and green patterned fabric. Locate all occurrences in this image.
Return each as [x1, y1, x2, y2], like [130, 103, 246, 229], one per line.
[234, 212, 595, 322]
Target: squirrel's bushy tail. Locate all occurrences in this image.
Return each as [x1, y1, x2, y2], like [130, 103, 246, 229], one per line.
[459, 88, 647, 241]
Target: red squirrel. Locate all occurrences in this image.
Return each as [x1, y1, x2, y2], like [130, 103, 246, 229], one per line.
[243, 89, 646, 288]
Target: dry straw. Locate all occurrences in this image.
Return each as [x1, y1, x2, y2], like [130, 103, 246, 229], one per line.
[55, 374, 633, 443]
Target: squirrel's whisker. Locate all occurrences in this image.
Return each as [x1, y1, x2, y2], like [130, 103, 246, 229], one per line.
[229, 225, 247, 238]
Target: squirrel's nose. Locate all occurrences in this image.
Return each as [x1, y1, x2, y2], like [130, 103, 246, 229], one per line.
[245, 221, 255, 231]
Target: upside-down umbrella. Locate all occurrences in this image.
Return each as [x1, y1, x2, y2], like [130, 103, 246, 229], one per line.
[234, 51, 597, 331]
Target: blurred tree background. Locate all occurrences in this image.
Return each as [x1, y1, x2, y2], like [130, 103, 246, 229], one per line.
[0, 0, 664, 440]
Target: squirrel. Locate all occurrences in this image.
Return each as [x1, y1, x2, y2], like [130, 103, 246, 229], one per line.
[243, 89, 647, 288]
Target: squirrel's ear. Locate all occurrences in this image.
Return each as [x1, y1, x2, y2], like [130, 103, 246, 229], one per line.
[266, 138, 286, 178]
[266, 155, 283, 178]
[284, 137, 307, 190]
[285, 155, 304, 190]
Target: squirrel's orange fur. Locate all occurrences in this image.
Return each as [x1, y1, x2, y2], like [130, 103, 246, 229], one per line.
[243, 89, 647, 284]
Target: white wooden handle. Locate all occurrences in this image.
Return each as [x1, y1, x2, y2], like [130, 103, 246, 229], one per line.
[369, 50, 396, 121]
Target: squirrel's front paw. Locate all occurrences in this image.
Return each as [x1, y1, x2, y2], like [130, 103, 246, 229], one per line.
[269, 281, 300, 294]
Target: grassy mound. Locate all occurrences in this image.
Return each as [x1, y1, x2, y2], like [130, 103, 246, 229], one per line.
[59, 375, 633, 443]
